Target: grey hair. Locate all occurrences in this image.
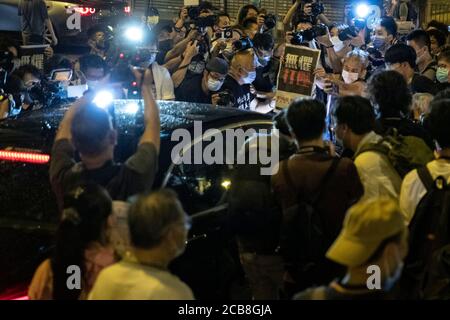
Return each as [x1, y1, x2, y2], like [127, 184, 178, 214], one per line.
[344, 48, 370, 68]
[128, 189, 184, 249]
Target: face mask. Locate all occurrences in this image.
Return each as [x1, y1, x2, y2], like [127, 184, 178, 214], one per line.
[87, 80, 99, 91]
[436, 67, 449, 83]
[257, 54, 271, 67]
[242, 70, 256, 84]
[342, 70, 359, 84]
[331, 36, 345, 52]
[384, 262, 404, 292]
[207, 76, 224, 92]
[372, 36, 386, 50]
[159, 39, 173, 52]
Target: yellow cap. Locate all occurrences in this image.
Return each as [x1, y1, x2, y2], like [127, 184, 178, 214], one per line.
[326, 197, 406, 268]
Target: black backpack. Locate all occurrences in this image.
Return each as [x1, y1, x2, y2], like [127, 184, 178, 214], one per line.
[399, 166, 450, 299]
[278, 157, 340, 286]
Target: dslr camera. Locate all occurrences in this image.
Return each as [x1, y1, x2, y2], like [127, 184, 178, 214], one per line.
[262, 13, 277, 30]
[215, 27, 233, 39]
[291, 23, 327, 45]
[303, 0, 325, 18]
[233, 37, 254, 51]
[216, 89, 235, 107]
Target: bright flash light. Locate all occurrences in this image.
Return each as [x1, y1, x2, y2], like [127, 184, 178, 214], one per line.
[356, 4, 370, 18]
[93, 91, 114, 109]
[124, 102, 139, 114]
[221, 180, 231, 190]
[125, 27, 143, 42]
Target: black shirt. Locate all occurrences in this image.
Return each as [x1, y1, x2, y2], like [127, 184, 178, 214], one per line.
[410, 73, 437, 95]
[220, 75, 253, 110]
[50, 139, 158, 210]
[175, 73, 211, 104]
[253, 59, 279, 93]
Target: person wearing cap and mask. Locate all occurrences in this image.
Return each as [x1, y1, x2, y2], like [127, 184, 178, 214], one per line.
[294, 197, 408, 300]
[175, 57, 228, 105]
[219, 49, 257, 110]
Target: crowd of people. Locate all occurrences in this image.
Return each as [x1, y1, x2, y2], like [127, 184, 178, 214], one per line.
[1, 0, 450, 300]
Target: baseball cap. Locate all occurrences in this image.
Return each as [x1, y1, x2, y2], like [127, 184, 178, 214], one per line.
[206, 57, 229, 75]
[326, 197, 407, 268]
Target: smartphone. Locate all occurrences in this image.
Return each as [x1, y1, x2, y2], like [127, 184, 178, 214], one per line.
[51, 69, 73, 82]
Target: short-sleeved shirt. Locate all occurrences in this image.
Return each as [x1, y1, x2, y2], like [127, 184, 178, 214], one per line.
[220, 75, 253, 110]
[88, 256, 194, 300]
[18, 0, 48, 36]
[410, 73, 437, 95]
[49, 139, 158, 209]
[175, 73, 211, 104]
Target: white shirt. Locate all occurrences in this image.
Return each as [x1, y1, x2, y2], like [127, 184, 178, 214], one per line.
[88, 260, 194, 300]
[400, 159, 450, 224]
[354, 131, 403, 201]
[150, 62, 175, 100]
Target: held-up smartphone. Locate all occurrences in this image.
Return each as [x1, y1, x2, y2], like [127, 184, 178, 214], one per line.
[215, 27, 233, 39]
[51, 69, 73, 82]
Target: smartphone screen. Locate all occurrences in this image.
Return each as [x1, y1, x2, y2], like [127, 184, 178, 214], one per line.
[51, 69, 72, 81]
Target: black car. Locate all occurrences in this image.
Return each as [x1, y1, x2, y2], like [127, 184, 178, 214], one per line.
[0, 100, 273, 300]
[0, 0, 130, 47]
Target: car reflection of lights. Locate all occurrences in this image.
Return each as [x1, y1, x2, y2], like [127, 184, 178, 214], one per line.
[93, 91, 114, 109]
[221, 180, 231, 190]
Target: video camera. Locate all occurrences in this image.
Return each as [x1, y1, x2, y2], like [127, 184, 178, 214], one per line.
[291, 23, 327, 45]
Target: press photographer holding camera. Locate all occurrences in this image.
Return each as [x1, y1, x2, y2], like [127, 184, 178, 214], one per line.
[283, 0, 331, 31]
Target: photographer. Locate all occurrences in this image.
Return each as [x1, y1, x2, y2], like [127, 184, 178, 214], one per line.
[50, 67, 160, 209]
[283, 1, 330, 31]
[175, 57, 228, 105]
[75, 54, 109, 89]
[252, 32, 277, 112]
[242, 17, 259, 40]
[219, 49, 257, 110]
[86, 25, 116, 66]
[7, 64, 42, 112]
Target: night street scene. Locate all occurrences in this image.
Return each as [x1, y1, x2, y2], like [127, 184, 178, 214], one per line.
[0, 0, 450, 306]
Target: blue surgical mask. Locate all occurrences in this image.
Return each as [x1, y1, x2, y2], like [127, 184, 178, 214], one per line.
[436, 67, 449, 83]
[372, 36, 386, 50]
[242, 70, 256, 84]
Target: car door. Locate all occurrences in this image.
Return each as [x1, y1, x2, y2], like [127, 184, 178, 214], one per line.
[162, 119, 273, 299]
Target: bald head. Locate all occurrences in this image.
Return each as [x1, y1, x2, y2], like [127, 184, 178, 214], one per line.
[230, 49, 257, 85]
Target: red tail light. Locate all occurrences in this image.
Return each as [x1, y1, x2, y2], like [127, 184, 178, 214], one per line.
[124, 6, 131, 14]
[74, 7, 96, 16]
[0, 150, 50, 164]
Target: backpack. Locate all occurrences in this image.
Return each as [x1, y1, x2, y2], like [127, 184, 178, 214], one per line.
[399, 166, 450, 299]
[278, 157, 340, 286]
[355, 129, 434, 178]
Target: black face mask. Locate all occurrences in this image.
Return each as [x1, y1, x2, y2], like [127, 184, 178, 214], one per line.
[159, 39, 173, 52]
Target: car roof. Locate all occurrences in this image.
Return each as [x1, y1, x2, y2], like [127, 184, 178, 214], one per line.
[0, 100, 271, 137]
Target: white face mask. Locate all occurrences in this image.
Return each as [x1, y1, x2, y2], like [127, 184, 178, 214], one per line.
[331, 36, 345, 52]
[207, 76, 224, 92]
[341, 70, 359, 84]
